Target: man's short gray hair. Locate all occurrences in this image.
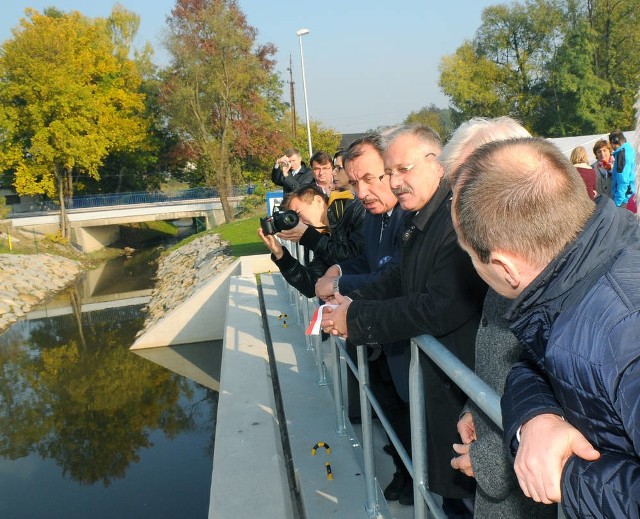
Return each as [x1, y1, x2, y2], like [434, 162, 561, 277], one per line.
[380, 124, 442, 152]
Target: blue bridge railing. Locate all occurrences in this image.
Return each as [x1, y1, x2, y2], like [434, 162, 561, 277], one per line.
[9, 186, 247, 215]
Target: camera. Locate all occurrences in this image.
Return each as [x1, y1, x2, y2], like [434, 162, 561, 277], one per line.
[280, 160, 290, 169]
[260, 209, 299, 235]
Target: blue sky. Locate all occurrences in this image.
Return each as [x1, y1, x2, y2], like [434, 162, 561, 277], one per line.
[1, 1, 496, 133]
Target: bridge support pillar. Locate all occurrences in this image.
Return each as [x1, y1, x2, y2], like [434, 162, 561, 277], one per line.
[72, 225, 120, 253]
[204, 209, 225, 229]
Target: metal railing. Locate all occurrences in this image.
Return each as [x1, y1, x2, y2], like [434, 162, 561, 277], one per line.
[8, 186, 248, 215]
[278, 239, 503, 518]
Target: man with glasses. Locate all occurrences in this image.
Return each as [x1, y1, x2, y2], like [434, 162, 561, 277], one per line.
[271, 147, 313, 194]
[316, 135, 414, 505]
[321, 125, 486, 518]
[309, 150, 335, 196]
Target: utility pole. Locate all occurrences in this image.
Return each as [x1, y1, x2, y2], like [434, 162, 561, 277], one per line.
[288, 55, 297, 140]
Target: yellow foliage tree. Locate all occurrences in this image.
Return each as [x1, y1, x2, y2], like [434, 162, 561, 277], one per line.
[0, 8, 149, 238]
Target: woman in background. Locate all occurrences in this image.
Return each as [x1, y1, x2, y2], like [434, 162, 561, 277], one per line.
[570, 146, 597, 200]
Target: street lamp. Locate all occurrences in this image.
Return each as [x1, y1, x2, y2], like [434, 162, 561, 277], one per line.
[296, 28, 313, 159]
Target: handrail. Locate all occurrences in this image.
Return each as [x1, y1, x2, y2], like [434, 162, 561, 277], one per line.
[274, 238, 505, 518]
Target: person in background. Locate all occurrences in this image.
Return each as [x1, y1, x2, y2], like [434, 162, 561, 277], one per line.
[452, 137, 640, 519]
[309, 150, 335, 196]
[592, 139, 613, 198]
[325, 150, 359, 227]
[608, 129, 636, 207]
[277, 151, 365, 266]
[440, 118, 556, 519]
[569, 146, 597, 200]
[271, 148, 313, 194]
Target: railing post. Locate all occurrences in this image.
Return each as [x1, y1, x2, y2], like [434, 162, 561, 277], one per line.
[330, 336, 347, 436]
[409, 339, 429, 519]
[357, 344, 380, 517]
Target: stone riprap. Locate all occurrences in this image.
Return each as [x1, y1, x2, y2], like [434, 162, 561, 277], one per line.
[139, 233, 233, 336]
[0, 254, 82, 332]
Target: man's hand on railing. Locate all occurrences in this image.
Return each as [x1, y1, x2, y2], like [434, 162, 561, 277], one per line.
[315, 266, 340, 302]
[514, 413, 600, 504]
[320, 292, 350, 338]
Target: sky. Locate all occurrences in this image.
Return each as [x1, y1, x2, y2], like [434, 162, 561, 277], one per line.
[1, 1, 497, 133]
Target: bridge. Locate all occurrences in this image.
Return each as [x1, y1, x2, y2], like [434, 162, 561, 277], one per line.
[7, 188, 245, 252]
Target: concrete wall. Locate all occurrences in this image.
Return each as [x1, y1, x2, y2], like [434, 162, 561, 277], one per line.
[130, 254, 276, 350]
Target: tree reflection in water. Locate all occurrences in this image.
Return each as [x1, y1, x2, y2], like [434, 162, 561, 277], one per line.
[0, 291, 217, 489]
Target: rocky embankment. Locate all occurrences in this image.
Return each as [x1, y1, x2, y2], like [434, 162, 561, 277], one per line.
[138, 233, 233, 337]
[0, 254, 82, 332]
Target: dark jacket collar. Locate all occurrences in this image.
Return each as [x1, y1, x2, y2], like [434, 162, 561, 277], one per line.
[411, 181, 451, 231]
[508, 196, 639, 351]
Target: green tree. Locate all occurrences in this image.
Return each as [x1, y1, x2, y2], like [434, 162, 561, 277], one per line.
[403, 104, 453, 140]
[0, 8, 150, 238]
[161, 0, 286, 222]
[440, 1, 563, 129]
[439, 0, 640, 135]
[291, 119, 342, 162]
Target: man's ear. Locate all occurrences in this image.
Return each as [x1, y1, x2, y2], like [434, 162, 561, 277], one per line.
[489, 251, 522, 291]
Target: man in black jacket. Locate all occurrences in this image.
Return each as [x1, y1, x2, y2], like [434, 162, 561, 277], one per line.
[315, 134, 414, 504]
[321, 125, 487, 518]
[271, 148, 313, 194]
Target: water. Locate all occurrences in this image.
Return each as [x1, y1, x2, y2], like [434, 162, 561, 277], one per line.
[0, 247, 222, 518]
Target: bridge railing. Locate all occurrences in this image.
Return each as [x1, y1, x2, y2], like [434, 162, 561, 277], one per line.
[8, 186, 248, 215]
[276, 239, 541, 519]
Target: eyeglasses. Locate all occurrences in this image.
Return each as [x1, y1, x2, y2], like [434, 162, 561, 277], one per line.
[333, 164, 344, 172]
[379, 152, 436, 181]
[313, 165, 333, 173]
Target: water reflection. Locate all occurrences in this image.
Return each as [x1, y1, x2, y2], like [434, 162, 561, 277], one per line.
[0, 257, 222, 518]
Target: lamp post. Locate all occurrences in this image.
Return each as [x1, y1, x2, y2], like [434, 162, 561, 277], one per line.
[296, 28, 313, 159]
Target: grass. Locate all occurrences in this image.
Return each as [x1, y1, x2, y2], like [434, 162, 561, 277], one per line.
[216, 216, 264, 257]
[164, 215, 265, 258]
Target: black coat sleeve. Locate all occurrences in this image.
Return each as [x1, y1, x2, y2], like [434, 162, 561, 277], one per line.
[345, 229, 484, 345]
[299, 200, 366, 264]
[272, 247, 329, 298]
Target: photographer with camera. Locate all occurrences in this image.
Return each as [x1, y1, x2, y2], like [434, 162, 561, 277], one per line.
[271, 148, 314, 194]
[258, 184, 364, 298]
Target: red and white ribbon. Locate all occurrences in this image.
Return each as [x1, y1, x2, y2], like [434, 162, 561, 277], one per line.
[305, 304, 338, 335]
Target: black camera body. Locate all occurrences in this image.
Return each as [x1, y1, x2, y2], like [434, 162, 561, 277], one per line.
[260, 209, 299, 235]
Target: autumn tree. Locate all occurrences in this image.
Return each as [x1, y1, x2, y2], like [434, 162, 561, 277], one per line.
[161, 0, 287, 222]
[0, 7, 150, 238]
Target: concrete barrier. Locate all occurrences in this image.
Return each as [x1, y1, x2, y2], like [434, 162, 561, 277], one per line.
[131, 254, 274, 349]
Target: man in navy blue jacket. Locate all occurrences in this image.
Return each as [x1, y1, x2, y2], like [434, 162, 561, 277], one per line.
[452, 137, 640, 519]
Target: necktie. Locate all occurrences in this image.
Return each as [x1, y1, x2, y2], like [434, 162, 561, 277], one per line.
[379, 213, 390, 242]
